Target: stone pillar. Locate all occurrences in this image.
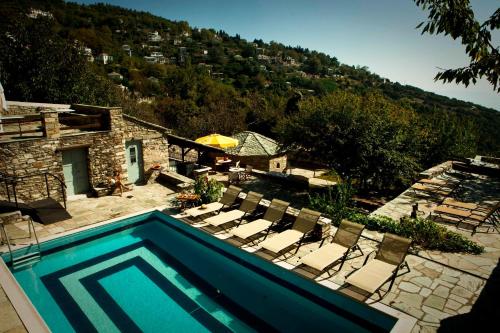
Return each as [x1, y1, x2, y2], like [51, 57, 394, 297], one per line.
[41, 110, 60, 139]
[108, 107, 124, 132]
[108, 107, 127, 177]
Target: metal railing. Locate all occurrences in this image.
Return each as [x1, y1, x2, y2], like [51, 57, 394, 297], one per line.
[0, 171, 67, 209]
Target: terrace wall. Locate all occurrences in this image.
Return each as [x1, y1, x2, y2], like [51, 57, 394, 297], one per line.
[3, 101, 70, 116]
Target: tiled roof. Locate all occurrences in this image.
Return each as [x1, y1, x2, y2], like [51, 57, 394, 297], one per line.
[225, 131, 280, 156]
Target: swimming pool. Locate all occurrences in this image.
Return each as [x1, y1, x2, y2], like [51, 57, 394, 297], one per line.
[2, 211, 397, 332]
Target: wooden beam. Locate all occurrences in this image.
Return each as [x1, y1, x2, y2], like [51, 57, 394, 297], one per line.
[56, 144, 91, 152]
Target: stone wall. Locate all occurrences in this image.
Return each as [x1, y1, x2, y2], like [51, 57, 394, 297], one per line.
[418, 160, 453, 180]
[269, 155, 287, 172]
[0, 106, 169, 203]
[59, 131, 126, 187]
[0, 138, 62, 202]
[123, 115, 170, 172]
[168, 145, 198, 163]
[227, 154, 287, 172]
[3, 101, 70, 116]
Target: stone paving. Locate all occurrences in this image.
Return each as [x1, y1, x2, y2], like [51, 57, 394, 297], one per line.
[0, 179, 497, 332]
[364, 167, 499, 331]
[1, 183, 176, 244]
[371, 169, 500, 279]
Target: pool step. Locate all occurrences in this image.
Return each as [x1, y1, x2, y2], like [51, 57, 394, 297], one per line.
[12, 252, 41, 269]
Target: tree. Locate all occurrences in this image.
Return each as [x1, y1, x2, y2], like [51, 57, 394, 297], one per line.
[0, 15, 120, 105]
[414, 0, 500, 92]
[277, 91, 420, 189]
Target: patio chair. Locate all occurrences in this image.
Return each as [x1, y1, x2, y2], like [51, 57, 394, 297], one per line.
[183, 185, 241, 218]
[228, 170, 240, 184]
[300, 220, 365, 275]
[230, 199, 290, 240]
[204, 191, 264, 228]
[242, 165, 253, 180]
[259, 208, 321, 255]
[345, 233, 411, 299]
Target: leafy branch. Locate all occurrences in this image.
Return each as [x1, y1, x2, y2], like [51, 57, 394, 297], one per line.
[415, 0, 499, 92]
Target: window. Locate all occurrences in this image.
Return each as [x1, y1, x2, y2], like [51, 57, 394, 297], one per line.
[276, 162, 280, 168]
[130, 147, 137, 164]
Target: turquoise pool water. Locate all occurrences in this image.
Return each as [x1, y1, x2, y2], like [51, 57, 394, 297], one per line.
[3, 211, 397, 332]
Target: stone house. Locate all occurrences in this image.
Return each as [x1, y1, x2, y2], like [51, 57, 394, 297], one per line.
[0, 102, 169, 203]
[224, 131, 287, 173]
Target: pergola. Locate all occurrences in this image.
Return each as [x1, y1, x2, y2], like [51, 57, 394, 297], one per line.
[166, 133, 225, 164]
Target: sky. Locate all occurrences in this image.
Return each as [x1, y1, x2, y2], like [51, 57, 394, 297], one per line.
[78, 0, 499, 110]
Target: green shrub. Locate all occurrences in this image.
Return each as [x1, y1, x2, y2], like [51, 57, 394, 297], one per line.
[309, 191, 484, 254]
[194, 176, 224, 204]
[343, 210, 484, 254]
[308, 183, 354, 226]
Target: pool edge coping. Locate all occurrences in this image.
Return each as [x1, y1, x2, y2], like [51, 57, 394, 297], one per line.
[1, 205, 417, 333]
[0, 259, 51, 333]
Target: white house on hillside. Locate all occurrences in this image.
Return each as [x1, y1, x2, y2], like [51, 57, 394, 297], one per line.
[148, 31, 163, 42]
[96, 53, 113, 64]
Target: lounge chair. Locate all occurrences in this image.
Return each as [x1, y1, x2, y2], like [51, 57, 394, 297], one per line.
[463, 202, 500, 235]
[204, 191, 264, 228]
[442, 198, 477, 210]
[230, 199, 290, 240]
[410, 183, 451, 197]
[183, 185, 242, 218]
[432, 201, 499, 234]
[345, 233, 411, 299]
[259, 208, 321, 255]
[300, 220, 364, 274]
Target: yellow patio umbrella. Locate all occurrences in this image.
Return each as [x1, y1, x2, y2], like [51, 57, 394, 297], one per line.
[195, 133, 239, 148]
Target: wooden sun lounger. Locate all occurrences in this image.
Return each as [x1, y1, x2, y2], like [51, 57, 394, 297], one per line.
[442, 198, 477, 210]
[432, 202, 500, 235]
[411, 183, 451, 197]
[434, 205, 471, 218]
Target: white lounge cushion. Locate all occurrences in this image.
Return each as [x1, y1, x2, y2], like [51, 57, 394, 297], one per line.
[300, 243, 348, 271]
[184, 202, 224, 217]
[260, 229, 304, 253]
[205, 209, 245, 227]
[230, 219, 272, 239]
[345, 259, 397, 294]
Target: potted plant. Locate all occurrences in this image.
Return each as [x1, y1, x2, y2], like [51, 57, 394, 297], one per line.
[194, 176, 224, 204]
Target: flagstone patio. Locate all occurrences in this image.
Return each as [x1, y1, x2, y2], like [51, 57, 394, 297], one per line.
[0, 177, 498, 332]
